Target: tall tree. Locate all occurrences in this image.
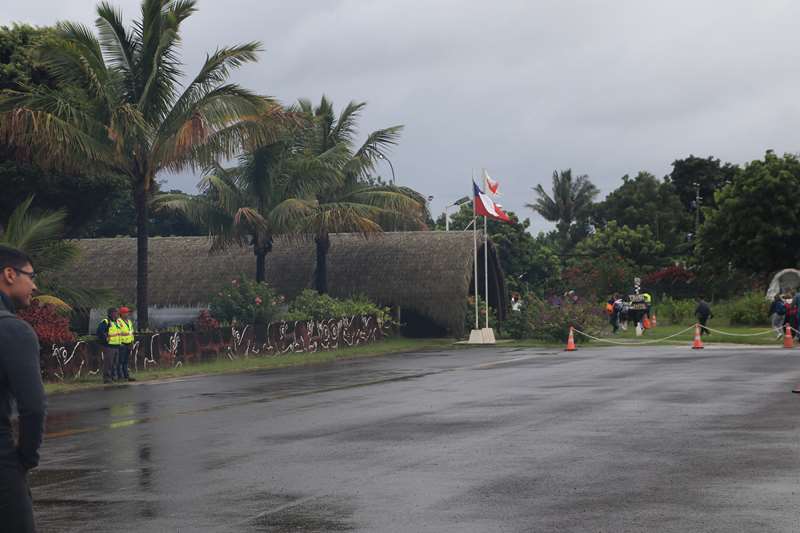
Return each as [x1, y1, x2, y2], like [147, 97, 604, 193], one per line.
[0, 24, 123, 235]
[0, 0, 271, 327]
[275, 97, 426, 293]
[699, 151, 800, 275]
[527, 169, 598, 249]
[592, 171, 691, 255]
[155, 134, 310, 282]
[667, 155, 737, 218]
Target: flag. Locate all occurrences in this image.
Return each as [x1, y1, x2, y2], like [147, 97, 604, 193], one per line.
[473, 182, 510, 222]
[483, 169, 500, 196]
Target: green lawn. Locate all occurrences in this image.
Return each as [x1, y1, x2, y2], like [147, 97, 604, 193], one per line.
[44, 337, 456, 395]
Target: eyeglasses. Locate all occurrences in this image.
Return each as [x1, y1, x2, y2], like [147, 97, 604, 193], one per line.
[12, 268, 37, 281]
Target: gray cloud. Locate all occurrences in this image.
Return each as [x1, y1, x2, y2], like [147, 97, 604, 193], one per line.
[5, 0, 800, 232]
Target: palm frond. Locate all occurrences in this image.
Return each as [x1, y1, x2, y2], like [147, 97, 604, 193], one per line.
[96, 2, 138, 97]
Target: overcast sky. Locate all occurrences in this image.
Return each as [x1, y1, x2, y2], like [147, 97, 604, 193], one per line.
[5, 1, 800, 232]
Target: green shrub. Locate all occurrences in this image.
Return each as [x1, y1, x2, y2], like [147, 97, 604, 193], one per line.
[285, 289, 390, 322]
[505, 295, 606, 342]
[655, 296, 697, 325]
[722, 292, 770, 326]
[209, 278, 283, 325]
[464, 295, 497, 334]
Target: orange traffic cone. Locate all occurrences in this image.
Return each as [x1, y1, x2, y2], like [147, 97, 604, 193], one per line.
[784, 323, 794, 349]
[651, 314, 657, 328]
[692, 324, 704, 350]
[565, 326, 577, 352]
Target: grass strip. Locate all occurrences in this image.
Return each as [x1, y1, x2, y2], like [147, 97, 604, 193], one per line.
[45, 337, 456, 395]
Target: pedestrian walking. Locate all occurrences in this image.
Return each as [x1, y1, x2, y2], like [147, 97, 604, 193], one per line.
[791, 290, 800, 339]
[0, 245, 46, 533]
[116, 307, 136, 382]
[97, 308, 121, 384]
[695, 298, 712, 335]
[769, 294, 786, 339]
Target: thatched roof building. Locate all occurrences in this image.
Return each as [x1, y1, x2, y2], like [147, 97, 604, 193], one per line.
[56, 232, 506, 337]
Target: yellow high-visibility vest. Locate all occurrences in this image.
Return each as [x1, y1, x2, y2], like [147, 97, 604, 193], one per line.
[102, 318, 123, 346]
[116, 318, 134, 345]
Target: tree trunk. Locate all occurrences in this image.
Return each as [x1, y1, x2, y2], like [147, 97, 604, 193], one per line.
[314, 234, 330, 294]
[135, 183, 149, 329]
[254, 237, 272, 283]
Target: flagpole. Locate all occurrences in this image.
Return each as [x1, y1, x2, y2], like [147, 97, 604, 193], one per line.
[473, 171, 479, 331]
[484, 214, 489, 329]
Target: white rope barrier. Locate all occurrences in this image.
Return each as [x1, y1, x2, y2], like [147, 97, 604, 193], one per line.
[571, 325, 697, 345]
[702, 326, 775, 337]
[572, 323, 780, 346]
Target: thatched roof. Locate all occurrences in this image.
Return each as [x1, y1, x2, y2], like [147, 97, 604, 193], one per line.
[56, 232, 506, 336]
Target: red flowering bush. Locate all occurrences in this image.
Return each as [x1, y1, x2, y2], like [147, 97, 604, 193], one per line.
[194, 309, 220, 330]
[562, 253, 636, 298]
[642, 265, 696, 299]
[17, 300, 76, 346]
[209, 278, 282, 324]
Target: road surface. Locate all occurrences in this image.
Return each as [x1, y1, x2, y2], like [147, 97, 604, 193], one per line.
[31, 344, 800, 532]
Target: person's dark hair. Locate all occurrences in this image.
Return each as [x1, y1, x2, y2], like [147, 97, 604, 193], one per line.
[107, 307, 118, 316]
[0, 245, 33, 271]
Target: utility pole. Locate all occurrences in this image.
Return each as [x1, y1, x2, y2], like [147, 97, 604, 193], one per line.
[693, 182, 701, 241]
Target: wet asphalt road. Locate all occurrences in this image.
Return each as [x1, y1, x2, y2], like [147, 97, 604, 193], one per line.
[30, 344, 800, 532]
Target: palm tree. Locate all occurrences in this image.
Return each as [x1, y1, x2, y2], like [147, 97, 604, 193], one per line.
[0, 196, 103, 307]
[154, 134, 315, 282]
[527, 169, 599, 248]
[273, 97, 427, 294]
[0, 0, 271, 327]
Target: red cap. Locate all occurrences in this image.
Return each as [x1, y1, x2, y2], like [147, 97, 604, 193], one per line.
[119, 306, 130, 314]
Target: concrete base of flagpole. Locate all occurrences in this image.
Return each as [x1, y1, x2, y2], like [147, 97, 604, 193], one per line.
[467, 328, 496, 344]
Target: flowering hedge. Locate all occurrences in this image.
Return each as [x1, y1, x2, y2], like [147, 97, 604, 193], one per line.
[209, 278, 284, 325]
[18, 300, 76, 346]
[504, 295, 606, 342]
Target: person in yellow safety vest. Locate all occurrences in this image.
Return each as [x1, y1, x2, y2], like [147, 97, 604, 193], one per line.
[642, 292, 653, 320]
[116, 306, 136, 382]
[96, 308, 121, 383]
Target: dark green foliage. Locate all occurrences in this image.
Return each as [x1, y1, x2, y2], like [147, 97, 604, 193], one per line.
[441, 206, 561, 296]
[667, 155, 737, 214]
[699, 151, 800, 275]
[592, 171, 690, 255]
[719, 292, 770, 326]
[574, 221, 667, 270]
[83, 184, 204, 238]
[562, 252, 637, 298]
[283, 289, 388, 322]
[0, 24, 57, 90]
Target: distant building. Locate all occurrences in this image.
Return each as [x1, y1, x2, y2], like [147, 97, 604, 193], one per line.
[57, 232, 507, 337]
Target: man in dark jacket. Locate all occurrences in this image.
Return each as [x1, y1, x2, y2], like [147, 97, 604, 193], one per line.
[96, 308, 119, 384]
[695, 298, 712, 336]
[0, 245, 46, 532]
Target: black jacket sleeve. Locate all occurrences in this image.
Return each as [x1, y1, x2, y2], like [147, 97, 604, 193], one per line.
[96, 320, 109, 346]
[1, 319, 46, 470]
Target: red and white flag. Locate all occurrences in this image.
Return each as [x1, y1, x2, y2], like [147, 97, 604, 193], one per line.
[473, 182, 510, 222]
[483, 169, 500, 196]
